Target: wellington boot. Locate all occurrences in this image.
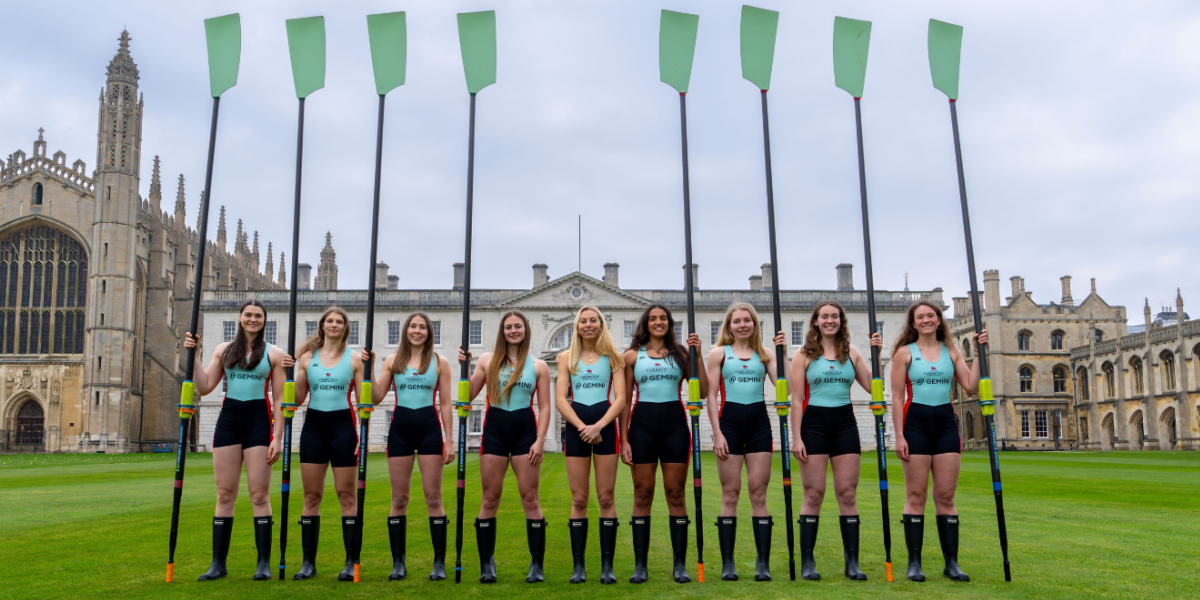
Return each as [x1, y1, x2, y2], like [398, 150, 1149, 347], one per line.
[903, 514, 926, 582]
[293, 515, 319, 580]
[669, 516, 692, 583]
[338, 516, 357, 582]
[716, 516, 738, 581]
[628, 516, 650, 583]
[429, 515, 448, 581]
[476, 518, 497, 583]
[198, 516, 233, 581]
[568, 518, 588, 583]
[525, 518, 547, 583]
[799, 515, 821, 581]
[937, 515, 970, 582]
[252, 517, 273, 581]
[599, 518, 618, 584]
[839, 515, 867, 581]
[752, 516, 773, 581]
[388, 516, 407, 581]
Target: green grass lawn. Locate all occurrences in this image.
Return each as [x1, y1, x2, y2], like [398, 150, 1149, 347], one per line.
[1, 450, 1196, 599]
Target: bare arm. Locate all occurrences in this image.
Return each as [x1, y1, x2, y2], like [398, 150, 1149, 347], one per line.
[687, 334, 710, 399]
[789, 354, 809, 437]
[351, 350, 364, 406]
[952, 329, 988, 394]
[619, 349, 638, 466]
[705, 347, 728, 459]
[293, 351, 312, 407]
[849, 345, 874, 393]
[371, 353, 396, 404]
[593, 359, 626, 429]
[437, 354, 456, 464]
[183, 335, 227, 396]
[764, 331, 789, 387]
[528, 360, 553, 466]
[267, 346, 287, 464]
[890, 346, 911, 460]
[555, 355, 585, 431]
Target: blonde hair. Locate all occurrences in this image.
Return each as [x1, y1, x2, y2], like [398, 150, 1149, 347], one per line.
[296, 306, 349, 359]
[393, 312, 434, 375]
[486, 311, 531, 406]
[565, 306, 625, 375]
[716, 302, 770, 359]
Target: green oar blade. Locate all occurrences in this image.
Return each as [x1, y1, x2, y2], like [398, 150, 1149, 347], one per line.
[457, 10, 496, 94]
[285, 16, 326, 99]
[740, 5, 778, 91]
[659, 10, 699, 93]
[204, 14, 241, 98]
[832, 16, 872, 98]
[367, 11, 407, 96]
[928, 19, 963, 100]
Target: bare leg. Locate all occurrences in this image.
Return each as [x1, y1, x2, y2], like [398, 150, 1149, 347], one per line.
[388, 455, 417, 516]
[511, 455, 544, 519]
[902, 455, 933, 515]
[661, 463, 688, 516]
[631, 463, 658, 517]
[566, 456, 593, 519]
[799, 454, 830, 515]
[744, 452, 772, 517]
[331, 466, 357, 516]
[299, 462, 328, 516]
[417, 454, 447, 516]
[830, 453, 861, 516]
[593, 454, 619, 519]
[716, 454, 746, 517]
[930, 454, 962, 515]
[478, 455, 510, 519]
[243, 446, 273, 518]
[213, 445, 244, 517]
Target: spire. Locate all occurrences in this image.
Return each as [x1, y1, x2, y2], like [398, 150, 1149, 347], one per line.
[106, 30, 139, 86]
[265, 242, 274, 277]
[278, 252, 287, 287]
[216, 205, 227, 243]
[235, 219, 244, 247]
[904, 271, 910, 292]
[252, 232, 260, 265]
[315, 232, 339, 290]
[174, 174, 186, 217]
[149, 156, 161, 199]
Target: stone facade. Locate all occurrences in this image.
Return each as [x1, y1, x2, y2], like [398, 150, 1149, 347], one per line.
[0, 32, 281, 452]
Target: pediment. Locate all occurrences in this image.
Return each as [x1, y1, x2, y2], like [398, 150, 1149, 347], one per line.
[496, 271, 651, 311]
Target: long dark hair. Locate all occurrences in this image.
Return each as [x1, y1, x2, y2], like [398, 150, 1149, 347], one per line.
[394, 312, 434, 375]
[224, 299, 267, 370]
[802, 300, 851, 362]
[296, 306, 349, 360]
[891, 299, 952, 357]
[629, 303, 688, 370]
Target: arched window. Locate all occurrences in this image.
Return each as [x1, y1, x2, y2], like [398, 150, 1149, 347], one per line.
[15, 399, 44, 446]
[1050, 330, 1064, 351]
[0, 223, 87, 354]
[961, 339, 971, 359]
[1130, 357, 1144, 395]
[1077, 367, 1089, 401]
[1161, 351, 1176, 391]
[1019, 366, 1033, 393]
[550, 324, 574, 351]
[1095, 329, 1104, 343]
[1017, 331, 1031, 351]
[1053, 366, 1067, 393]
[32, 183, 43, 206]
[965, 411, 976, 440]
[1102, 362, 1116, 399]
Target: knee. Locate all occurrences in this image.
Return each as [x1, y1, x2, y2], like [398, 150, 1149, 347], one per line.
[521, 489, 541, 510]
[748, 486, 767, 506]
[303, 490, 323, 507]
[480, 492, 500, 513]
[664, 485, 685, 507]
[216, 487, 237, 507]
[571, 496, 590, 513]
[633, 487, 655, 509]
[249, 489, 270, 508]
[596, 491, 615, 512]
[392, 490, 410, 509]
[933, 489, 956, 509]
[722, 487, 740, 502]
[803, 487, 825, 506]
[835, 486, 857, 507]
[337, 489, 356, 507]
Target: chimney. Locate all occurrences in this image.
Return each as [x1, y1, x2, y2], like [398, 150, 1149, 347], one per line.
[453, 263, 465, 290]
[387, 274, 399, 290]
[374, 262, 389, 289]
[603, 263, 620, 287]
[1090, 277, 1097, 295]
[683, 263, 699, 290]
[1010, 276, 1022, 301]
[297, 263, 312, 290]
[836, 263, 854, 291]
[533, 263, 549, 287]
[749, 275, 763, 291]
[1060, 275, 1073, 306]
[953, 297, 967, 318]
[761, 263, 773, 291]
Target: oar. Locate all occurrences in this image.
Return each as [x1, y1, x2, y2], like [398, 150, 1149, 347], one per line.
[659, 9, 704, 583]
[167, 13, 240, 583]
[833, 16, 892, 581]
[740, 5, 794, 581]
[454, 10, 497, 584]
[282, 15, 325, 581]
[928, 19, 1011, 582]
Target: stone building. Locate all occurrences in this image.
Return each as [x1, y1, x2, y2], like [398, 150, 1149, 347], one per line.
[199, 257, 943, 453]
[0, 31, 281, 452]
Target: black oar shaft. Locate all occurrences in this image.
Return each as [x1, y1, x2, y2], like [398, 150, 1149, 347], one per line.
[759, 91, 796, 581]
[949, 100, 1010, 581]
[168, 95, 221, 582]
[455, 92, 479, 584]
[279, 96, 306, 580]
[678, 92, 705, 582]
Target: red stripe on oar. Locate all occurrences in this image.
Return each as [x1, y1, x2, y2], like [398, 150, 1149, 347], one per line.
[783, 478, 791, 485]
[174, 480, 183, 488]
[457, 480, 465, 488]
[357, 481, 366, 489]
[694, 478, 702, 486]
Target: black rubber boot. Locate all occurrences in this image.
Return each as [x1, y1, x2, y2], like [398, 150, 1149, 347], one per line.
[840, 515, 867, 581]
[388, 516, 407, 581]
[903, 514, 926, 582]
[569, 518, 588, 583]
[198, 516, 233, 581]
[338, 516, 357, 582]
[669, 516, 692, 583]
[476, 518, 497, 583]
[293, 515, 319, 580]
[937, 515, 970, 582]
[629, 516, 650, 583]
[716, 516, 738, 581]
[599, 518, 618, 584]
[526, 518, 547, 583]
[429, 515, 448, 581]
[752, 516, 773, 581]
[799, 515, 821, 581]
[252, 517, 273, 581]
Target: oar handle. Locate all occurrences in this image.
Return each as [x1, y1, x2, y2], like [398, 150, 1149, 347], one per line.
[281, 381, 297, 417]
[773, 380, 789, 415]
[358, 382, 374, 417]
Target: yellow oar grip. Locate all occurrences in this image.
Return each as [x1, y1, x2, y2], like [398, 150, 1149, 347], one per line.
[774, 380, 790, 416]
[979, 378, 995, 415]
[178, 382, 196, 419]
[281, 381, 296, 418]
[457, 380, 471, 418]
[687, 378, 701, 416]
[870, 378, 886, 416]
[358, 382, 373, 419]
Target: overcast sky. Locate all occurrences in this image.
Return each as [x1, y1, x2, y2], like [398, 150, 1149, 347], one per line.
[3, 1, 1199, 320]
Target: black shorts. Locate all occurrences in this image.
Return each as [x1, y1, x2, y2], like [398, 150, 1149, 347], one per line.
[213, 398, 273, 449]
[300, 408, 358, 468]
[800, 404, 861, 457]
[388, 406, 445, 457]
[628, 401, 690, 464]
[564, 402, 618, 457]
[904, 402, 961, 455]
[480, 405, 538, 457]
[718, 401, 773, 455]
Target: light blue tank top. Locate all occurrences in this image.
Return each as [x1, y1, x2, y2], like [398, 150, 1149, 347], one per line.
[720, 345, 766, 406]
[633, 347, 683, 404]
[393, 357, 439, 411]
[492, 357, 537, 412]
[225, 343, 272, 401]
[570, 356, 613, 407]
[305, 347, 354, 412]
[804, 356, 854, 408]
[906, 342, 954, 407]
